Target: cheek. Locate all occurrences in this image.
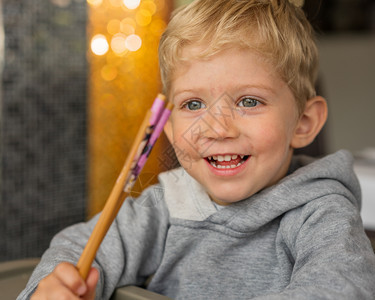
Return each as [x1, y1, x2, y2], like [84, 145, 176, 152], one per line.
[251, 117, 293, 151]
[170, 121, 187, 145]
[171, 119, 201, 148]
[168, 121, 201, 166]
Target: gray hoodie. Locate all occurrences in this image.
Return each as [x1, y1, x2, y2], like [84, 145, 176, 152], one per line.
[18, 150, 375, 299]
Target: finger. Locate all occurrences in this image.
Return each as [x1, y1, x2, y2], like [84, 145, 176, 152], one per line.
[31, 272, 81, 300]
[53, 262, 87, 296]
[83, 267, 99, 300]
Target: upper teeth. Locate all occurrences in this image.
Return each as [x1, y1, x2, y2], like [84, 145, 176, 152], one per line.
[209, 155, 244, 161]
[207, 154, 247, 169]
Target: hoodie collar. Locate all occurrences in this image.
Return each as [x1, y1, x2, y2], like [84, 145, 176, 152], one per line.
[159, 150, 361, 233]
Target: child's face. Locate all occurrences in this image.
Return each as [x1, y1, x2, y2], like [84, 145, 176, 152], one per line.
[164, 46, 300, 205]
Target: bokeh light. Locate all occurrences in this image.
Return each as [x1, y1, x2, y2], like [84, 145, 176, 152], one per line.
[120, 17, 136, 35]
[91, 34, 109, 55]
[107, 19, 121, 35]
[101, 65, 118, 81]
[140, 0, 157, 15]
[125, 34, 142, 51]
[111, 33, 128, 55]
[136, 9, 152, 27]
[123, 0, 141, 10]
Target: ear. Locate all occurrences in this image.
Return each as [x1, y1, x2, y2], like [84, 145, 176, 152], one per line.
[291, 96, 328, 149]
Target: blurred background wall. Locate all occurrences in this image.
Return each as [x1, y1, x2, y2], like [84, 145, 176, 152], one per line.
[0, 0, 374, 262]
[0, 0, 88, 261]
[304, 0, 375, 155]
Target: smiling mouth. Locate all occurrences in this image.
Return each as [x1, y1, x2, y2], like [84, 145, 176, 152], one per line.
[206, 154, 250, 169]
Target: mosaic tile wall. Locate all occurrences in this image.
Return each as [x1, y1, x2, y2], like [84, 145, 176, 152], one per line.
[0, 0, 87, 261]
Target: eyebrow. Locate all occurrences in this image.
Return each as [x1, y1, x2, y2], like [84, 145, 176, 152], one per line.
[233, 83, 278, 96]
[171, 88, 207, 101]
[172, 88, 204, 96]
[172, 83, 278, 99]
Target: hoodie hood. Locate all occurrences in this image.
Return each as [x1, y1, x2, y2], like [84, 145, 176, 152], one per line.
[159, 150, 361, 233]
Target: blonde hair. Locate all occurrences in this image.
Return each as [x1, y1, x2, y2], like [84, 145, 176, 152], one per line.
[158, 0, 319, 113]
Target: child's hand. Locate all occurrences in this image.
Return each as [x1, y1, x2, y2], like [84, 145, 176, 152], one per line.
[31, 262, 99, 300]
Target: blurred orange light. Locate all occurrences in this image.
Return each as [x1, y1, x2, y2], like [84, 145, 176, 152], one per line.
[109, 0, 123, 7]
[136, 9, 152, 27]
[107, 19, 121, 35]
[101, 65, 118, 81]
[150, 18, 166, 36]
[140, 1, 157, 15]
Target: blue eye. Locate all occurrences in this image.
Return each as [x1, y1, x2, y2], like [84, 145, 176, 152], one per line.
[184, 100, 206, 111]
[238, 97, 260, 108]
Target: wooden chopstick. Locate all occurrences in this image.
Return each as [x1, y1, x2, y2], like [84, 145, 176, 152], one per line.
[77, 94, 173, 279]
[76, 108, 154, 279]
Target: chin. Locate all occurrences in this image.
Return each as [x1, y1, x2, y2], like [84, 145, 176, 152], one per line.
[209, 191, 252, 205]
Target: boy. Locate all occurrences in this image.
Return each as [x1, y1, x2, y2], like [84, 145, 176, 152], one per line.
[19, 0, 375, 299]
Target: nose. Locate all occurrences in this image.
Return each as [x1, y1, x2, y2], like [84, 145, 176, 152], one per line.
[202, 100, 240, 140]
[184, 98, 240, 156]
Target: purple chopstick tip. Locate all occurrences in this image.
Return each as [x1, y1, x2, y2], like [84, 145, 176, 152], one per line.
[150, 94, 166, 125]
